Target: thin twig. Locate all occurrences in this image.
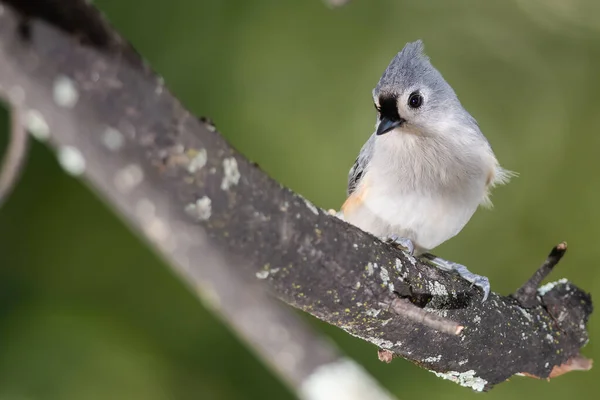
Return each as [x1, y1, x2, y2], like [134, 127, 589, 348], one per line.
[513, 242, 568, 308]
[0, 104, 29, 208]
[389, 298, 464, 336]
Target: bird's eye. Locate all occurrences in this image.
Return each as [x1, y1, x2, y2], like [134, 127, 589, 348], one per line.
[408, 92, 423, 109]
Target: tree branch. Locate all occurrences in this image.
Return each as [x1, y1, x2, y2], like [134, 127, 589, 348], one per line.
[0, 0, 592, 394]
[513, 242, 568, 308]
[0, 103, 29, 207]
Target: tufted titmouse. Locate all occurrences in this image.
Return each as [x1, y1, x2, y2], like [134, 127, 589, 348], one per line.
[341, 40, 514, 301]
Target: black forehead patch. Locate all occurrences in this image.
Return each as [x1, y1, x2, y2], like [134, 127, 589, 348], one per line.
[378, 95, 401, 121]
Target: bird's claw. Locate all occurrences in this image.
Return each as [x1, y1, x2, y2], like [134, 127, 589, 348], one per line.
[382, 234, 415, 255]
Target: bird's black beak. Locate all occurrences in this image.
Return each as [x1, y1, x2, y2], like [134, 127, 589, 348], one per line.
[376, 116, 403, 136]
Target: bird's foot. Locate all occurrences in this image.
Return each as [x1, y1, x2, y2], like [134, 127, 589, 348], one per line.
[382, 234, 415, 256]
[422, 254, 490, 302]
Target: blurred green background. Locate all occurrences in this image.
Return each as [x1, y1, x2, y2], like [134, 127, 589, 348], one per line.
[0, 0, 599, 398]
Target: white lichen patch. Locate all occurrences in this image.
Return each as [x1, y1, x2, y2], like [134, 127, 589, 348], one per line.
[114, 164, 143, 193]
[368, 337, 394, 349]
[57, 146, 85, 176]
[423, 355, 442, 363]
[538, 278, 568, 296]
[395, 258, 403, 271]
[458, 359, 468, 366]
[221, 157, 240, 190]
[302, 196, 320, 215]
[473, 315, 481, 324]
[53, 75, 79, 108]
[365, 308, 381, 318]
[430, 281, 448, 297]
[256, 270, 269, 279]
[25, 109, 50, 141]
[518, 307, 533, 322]
[366, 262, 375, 276]
[102, 127, 124, 151]
[185, 196, 212, 221]
[379, 267, 390, 285]
[187, 148, 207, 173]
[431, 369, 487, 392]
[546, 334, 554, 344]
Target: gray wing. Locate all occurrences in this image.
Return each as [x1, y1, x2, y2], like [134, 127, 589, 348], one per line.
[347, 133, 376, 196]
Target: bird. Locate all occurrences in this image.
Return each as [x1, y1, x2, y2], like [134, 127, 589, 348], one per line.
[341, 40, 514, 301]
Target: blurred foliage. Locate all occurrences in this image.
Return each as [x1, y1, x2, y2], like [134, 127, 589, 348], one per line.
[0, 0, 599, 398]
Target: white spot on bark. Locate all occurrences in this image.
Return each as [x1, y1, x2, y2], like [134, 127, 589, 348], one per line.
[155, 76, 165, 95]
[423, 355, 442, 363]
[143, 217, 172, 250]
[302, 197, 320, 215]
[25, 110, 50, 141]
[368, 337, 394, 349]
[430, 281, 448, 296]
[53, 75, 79, 108]
[185, 196, 212, 221]
[458, 359, 468, 366]
[538, 278, 568, 295]
[188, 149, 207, 173]
[57, 146, 85, 176]
[473, 315, 481, 324]
[518, 307, 533, 322]
[365, 308, 381, 317]
[256, 270, 269, 279]
[395, 258, 403, 271]
[431, 369, 487, 392]
[102, 127, 124, 151]
[114, 164, 143, 193]
[221, 157, 240, 190]
[280, 201, 289, 212]
[379, 267, 389, 285]
[366, 262, 374, 276]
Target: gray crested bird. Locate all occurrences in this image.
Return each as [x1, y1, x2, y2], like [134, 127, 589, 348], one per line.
[341, 40, 514, 301]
